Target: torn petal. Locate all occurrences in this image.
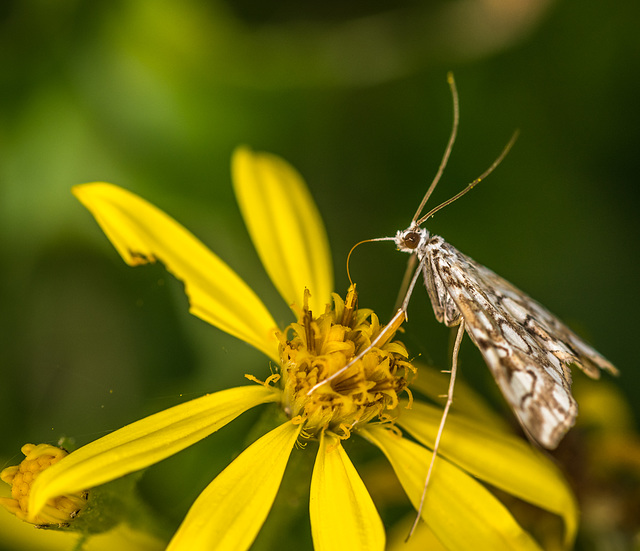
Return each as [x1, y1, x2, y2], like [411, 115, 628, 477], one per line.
[73, 183, 280, 361]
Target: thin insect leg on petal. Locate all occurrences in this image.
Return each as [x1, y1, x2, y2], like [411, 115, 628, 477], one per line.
[407, 320, 465, 539]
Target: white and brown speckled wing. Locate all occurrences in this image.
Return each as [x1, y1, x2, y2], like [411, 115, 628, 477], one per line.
[422, 235, 617, 449]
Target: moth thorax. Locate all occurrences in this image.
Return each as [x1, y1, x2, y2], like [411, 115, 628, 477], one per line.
[395, 226, 428, 253]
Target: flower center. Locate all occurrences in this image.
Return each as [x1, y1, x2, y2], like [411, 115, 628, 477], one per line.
[278, 286, 414, 438]
[0, 443, 88, 526]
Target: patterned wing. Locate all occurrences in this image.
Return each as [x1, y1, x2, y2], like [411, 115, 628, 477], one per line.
[423, 235, 618, 449]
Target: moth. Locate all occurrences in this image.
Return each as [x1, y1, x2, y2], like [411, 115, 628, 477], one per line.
[390, 75, 618, 450]
[310, 73, 618, 530]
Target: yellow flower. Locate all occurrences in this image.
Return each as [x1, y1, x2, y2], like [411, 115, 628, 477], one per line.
[1, 444, 88, 526]
[26, 147, 577, 551]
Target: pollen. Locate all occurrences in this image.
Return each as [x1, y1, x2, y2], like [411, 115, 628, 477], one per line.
[0, 443, 88, 526]
[278, 285, 414, 438]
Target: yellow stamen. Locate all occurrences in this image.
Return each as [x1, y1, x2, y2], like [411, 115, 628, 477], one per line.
[278, 285, 414, 438]
[0, 444, 88, 526]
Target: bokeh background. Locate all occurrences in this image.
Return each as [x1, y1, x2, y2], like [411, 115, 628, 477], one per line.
[1, 1, 639, 549]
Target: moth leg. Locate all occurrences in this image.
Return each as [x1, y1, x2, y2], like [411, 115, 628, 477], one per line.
[399, 254, 427, 317]
[393, 253, 418, 312]
[408, 319, 465, 539]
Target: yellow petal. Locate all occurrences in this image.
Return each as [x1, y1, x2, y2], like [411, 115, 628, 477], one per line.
[167, 420, 302, 551]
[397, 400, 577, 547]
[388, 517, 448, 551]
[361, 427, 543, 551]
[232, 147, 333, 314]
[29, 385, 279, 520]
[310, 432, 385, 551]
[73, 183, 280, 361]
[411, 363, 507, 428]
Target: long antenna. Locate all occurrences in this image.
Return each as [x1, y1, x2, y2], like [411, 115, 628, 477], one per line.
[415, 129, 519, 226]
[411, 72, 459, 223]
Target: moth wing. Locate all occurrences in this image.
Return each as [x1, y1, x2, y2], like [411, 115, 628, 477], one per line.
[425, 237, 616, 448]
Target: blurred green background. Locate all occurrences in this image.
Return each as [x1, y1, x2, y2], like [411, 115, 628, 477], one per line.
[1, 0, 639, 549]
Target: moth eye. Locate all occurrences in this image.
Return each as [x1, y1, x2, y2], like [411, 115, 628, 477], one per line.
[403, 231, 421, 249]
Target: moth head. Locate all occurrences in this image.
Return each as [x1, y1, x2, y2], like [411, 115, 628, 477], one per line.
[395, 226, 428, 253]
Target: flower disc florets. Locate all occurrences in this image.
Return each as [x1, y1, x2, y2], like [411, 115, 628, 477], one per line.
[278, 286, 414, 438]
[0, 443, 88, 526]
